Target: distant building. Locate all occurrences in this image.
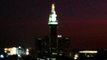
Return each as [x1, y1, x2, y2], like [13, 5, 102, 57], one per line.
[35, 3, 71, 59]
[74, 50, 98, 60]
[4, 46, 30, 57]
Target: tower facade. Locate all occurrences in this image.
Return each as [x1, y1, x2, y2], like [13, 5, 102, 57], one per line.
[48, 4, 58, 52]
[36, 3, 71, 59]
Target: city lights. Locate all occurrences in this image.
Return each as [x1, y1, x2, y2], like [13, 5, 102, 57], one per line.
[58, 35, 62, 38]
[0, 55, 4, 58]
[26, 48, 30, 55]
[4, 47, 17, 55]
[74, 54, 79, 60]
[79, 50, 98, 54]
[1, 0, 107, 60]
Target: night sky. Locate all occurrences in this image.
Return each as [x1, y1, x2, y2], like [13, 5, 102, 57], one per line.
[0, 0, 107, 49]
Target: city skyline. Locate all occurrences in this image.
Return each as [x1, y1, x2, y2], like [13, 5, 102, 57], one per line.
[1, 0, 107, 49]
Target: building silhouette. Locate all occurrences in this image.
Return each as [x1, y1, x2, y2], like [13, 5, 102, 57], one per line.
[35, 3, 71, 59]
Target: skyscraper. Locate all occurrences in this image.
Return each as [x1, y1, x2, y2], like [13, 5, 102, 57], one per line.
[36, 3, 71, 59]
[48, 4, 58, 52]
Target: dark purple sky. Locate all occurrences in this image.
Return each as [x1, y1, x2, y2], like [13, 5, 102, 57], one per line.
[0, 0, 107, 49]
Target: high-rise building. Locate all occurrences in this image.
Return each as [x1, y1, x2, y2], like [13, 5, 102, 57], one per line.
[35, 3, 71, 59]
[48, 4, 58, 52]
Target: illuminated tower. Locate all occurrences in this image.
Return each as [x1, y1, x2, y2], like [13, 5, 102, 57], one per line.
[48, 4, 58, 52]
[36, 3, 71, 58]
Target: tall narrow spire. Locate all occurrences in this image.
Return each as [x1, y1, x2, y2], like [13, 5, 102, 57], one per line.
[48, 3, 58, 25]
[51, 4, 55, 12]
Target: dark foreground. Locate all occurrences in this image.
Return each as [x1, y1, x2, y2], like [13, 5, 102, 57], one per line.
[0, 55, 107, 60]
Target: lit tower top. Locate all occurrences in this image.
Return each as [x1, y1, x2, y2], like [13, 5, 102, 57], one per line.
[48, 3, 58, 25]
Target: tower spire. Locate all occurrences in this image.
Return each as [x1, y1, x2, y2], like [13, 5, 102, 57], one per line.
[48, 3, 58, 25]
[51, 3, 55, 12]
